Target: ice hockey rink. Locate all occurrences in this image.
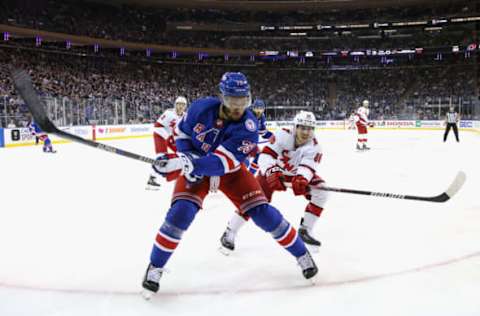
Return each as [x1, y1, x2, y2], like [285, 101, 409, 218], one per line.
[1, 129, 479, 316]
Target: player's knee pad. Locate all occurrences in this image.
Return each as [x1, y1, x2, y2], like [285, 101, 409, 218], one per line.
[248, 204, 283, 233]
[309, 186, 329, 208]
[165, 200, 199, 231]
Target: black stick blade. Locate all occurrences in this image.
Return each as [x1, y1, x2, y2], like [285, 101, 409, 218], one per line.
[11, 69, 58, 133]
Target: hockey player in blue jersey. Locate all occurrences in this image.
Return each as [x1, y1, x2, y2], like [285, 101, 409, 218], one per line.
[141, 72, 318, 298]
[27, 119, 56, 153]
[247, 98, 273, 174]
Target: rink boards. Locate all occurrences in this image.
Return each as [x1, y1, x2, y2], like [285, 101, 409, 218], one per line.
[0, 120, 479, 148]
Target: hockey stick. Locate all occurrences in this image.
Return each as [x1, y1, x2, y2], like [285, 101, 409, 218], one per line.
[12, 69, 466, 203]
[320, 171, 466, 203]
[11, 68, 157, 165]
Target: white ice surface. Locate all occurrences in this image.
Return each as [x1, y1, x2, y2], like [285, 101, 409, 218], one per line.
[1, 129, 479, 316]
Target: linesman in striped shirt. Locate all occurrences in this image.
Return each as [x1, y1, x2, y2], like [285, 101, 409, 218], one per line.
[444, 106, 460, 142]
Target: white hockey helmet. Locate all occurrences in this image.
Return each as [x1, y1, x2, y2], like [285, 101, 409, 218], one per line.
[175, 96, 187, 106]
[293, 111, 316, 128]
[362, 100, 369, 107]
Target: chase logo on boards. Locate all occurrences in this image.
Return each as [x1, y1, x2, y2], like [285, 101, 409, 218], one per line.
[11, 129, 20, 141]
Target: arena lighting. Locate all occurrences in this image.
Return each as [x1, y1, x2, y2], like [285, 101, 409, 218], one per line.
[290, 32, 307, 36]
[451, 16, 480, 22]
[452, 46, 460, 53]
[316, 25, 333, 30]
[305, 51, 314, 57]
[373, 22, 390, 28]
[279, 26, 313, 30]
[259, 51, 279, 56]
[287, 51, 298, 57]
[425, 27, 443, 31]
[260, 25, 275, 31]
[392, 20, 428, 26]
[432, 19, 448, 25]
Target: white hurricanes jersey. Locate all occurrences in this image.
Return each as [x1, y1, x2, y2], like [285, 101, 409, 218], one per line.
[154, 109, 182, 139]
[258, 128, 323, 182]
[354, 106, 369, 126]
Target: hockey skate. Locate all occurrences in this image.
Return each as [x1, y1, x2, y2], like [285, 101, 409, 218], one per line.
[356, 144, 363, 151]
[141, 263, 164, 299]
[146, 175, 161, 190]
[299, 227, 321, 253]
[219, 228, 236, 256]
[297, 250, 318, 282]
[362, 144, 371, 150]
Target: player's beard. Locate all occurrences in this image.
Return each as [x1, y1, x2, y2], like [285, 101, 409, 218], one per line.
[221, 105, 244, 121]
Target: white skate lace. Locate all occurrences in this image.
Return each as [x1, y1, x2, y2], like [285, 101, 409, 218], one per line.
[147, 267, 167, 282]
[209, 176, 220, 193]
[224, 229, 236, 243]
[297, 253, 314, 270]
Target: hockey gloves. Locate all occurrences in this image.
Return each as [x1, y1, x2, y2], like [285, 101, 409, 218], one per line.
[152, 152, 201, 183]
[292, 175, 310, 196]
[265, 166, 286, 191]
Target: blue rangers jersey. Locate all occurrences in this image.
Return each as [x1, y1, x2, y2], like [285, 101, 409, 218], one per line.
[257, 113, 273, 140]
[175, 97, 259, 176]
[28, 121, 46, 136]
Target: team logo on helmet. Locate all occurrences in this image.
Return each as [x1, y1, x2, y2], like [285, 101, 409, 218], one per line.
[245, 118, 257, 132]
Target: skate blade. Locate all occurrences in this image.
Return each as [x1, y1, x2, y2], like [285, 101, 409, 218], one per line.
[218, 246, 233, 256]
[141, 289, 155, 300]
[145, 185, 161, 191]
[307, 275, 318, 285]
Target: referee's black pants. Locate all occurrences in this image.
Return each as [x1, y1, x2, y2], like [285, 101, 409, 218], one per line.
[443, 123, 459, 142]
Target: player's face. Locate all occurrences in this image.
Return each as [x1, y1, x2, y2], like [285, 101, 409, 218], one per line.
[295, 125, 314, 146]
[175, 102, 187, 115]
[252, 108, 264, 118]
[223, 96, 250, 121]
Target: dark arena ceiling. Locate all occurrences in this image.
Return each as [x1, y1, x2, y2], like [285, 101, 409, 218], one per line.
[87, 0, 468, 11]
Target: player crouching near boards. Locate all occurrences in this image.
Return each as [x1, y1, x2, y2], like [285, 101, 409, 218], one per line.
[354, 100, 374, 151]
[27, 117, 56, 153]
[220, 111, 328, 254]
[146, 96, 188, 190]
[141, 73, 318, 298]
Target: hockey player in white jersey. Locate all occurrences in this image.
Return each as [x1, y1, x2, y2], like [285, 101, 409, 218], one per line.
[354, 100, 373, 150]
[220, 111, 329, 253]
[146, 96, 187, 190]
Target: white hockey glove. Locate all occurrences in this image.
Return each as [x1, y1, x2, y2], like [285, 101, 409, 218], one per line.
[152, 152, 201, 183]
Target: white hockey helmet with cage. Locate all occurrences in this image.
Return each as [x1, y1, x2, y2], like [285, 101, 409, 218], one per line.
[294, 111, 316, 128]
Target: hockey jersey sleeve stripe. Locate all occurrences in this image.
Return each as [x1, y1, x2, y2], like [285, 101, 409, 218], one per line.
[214, 150, 236, 172]
[154, 124, 170, 139]
[261, 146, 278, 159]
[215, 145, 240, 166]
[175, 124, 191, 140]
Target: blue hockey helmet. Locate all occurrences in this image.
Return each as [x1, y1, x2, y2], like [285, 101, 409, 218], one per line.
[251, 98, 266, 110]
[219, 72, 251, 97]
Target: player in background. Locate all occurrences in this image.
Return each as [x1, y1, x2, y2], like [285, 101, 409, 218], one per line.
[247, 98, 274, 174]
[146, 96, 187, 190]
[27, 118, 56, 153]
[220, 111, 327, 254]
[354, 99, 373, 150]
[443, 106, 460, 142]
[141, 73, 318, 298]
